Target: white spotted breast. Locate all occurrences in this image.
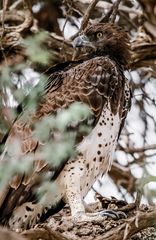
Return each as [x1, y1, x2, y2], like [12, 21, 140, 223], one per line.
[77, 101, 121, 175]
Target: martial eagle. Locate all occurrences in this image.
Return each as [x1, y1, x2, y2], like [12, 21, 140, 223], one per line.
[0, 22, 131, 230]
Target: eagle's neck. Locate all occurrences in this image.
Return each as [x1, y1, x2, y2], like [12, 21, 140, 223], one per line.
[88, 51, 126, 70]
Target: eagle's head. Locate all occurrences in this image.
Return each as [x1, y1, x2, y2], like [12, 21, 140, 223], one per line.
[73, 23, 131, 67]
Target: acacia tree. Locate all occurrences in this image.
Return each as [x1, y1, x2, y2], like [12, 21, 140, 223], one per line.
[0, 0, 156, 239]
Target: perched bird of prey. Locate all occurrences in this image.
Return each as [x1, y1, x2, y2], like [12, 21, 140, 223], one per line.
[0, 22, 131, 230]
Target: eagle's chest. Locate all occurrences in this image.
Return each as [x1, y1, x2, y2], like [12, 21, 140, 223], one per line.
[77, 103, 120, 195]
[58, 103, 121, 201]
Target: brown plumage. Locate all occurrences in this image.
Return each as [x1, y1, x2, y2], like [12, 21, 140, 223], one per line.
[0, 23, 131, 230]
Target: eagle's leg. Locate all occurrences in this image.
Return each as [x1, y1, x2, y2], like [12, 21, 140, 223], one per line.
[64, 182, 86, 220]
[64, 183, 126, 222]
[65, 196, 127, 222]
[8, 202, 43, 231]
[64, 183, 105, 222]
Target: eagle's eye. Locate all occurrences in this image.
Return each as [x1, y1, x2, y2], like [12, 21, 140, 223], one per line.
[96, 32, 103, 39]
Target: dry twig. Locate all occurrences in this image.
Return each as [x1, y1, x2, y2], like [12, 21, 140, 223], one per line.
[110, 0, 122, 23]
[79, 0, 99, 31]
[71, 0, 99, 40]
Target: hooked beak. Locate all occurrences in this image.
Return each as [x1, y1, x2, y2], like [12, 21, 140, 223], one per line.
[72, 34, 91, 48]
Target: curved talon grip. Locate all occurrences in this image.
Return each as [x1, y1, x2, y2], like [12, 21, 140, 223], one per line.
[116, 211, 127, 219]
[99, 209, 127, 219]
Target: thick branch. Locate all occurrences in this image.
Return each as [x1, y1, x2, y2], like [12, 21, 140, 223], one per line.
[22, 226, 69, 240]
[19, 206, 156, 240]
[0, 227, 26, 240]
[102, 208, 156, 240]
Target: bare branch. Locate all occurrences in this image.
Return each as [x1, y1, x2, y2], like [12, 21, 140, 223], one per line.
[102, 208, 156, 240]
[99, 5, 114, 23]
[2, 0, 9, 29]
[80, 0, 99, 31]
[9, 0, 23, 11]
[71, 0, 100, 40]
[110, 0, 122, 23]
[75, 0, 142, 15]
[118, 144, 156, 154]
[3, 0, 33, 33]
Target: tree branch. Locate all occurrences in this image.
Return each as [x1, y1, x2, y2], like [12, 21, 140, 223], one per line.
[19, 206, 156, 240]
[71, 0, 100, 40]
[118, 144, 156, 154]
[110, 0, 122, 23]
[80, 0, 99, 31]
[102, 208, 156, 240]
[3, 0, 33, 33]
